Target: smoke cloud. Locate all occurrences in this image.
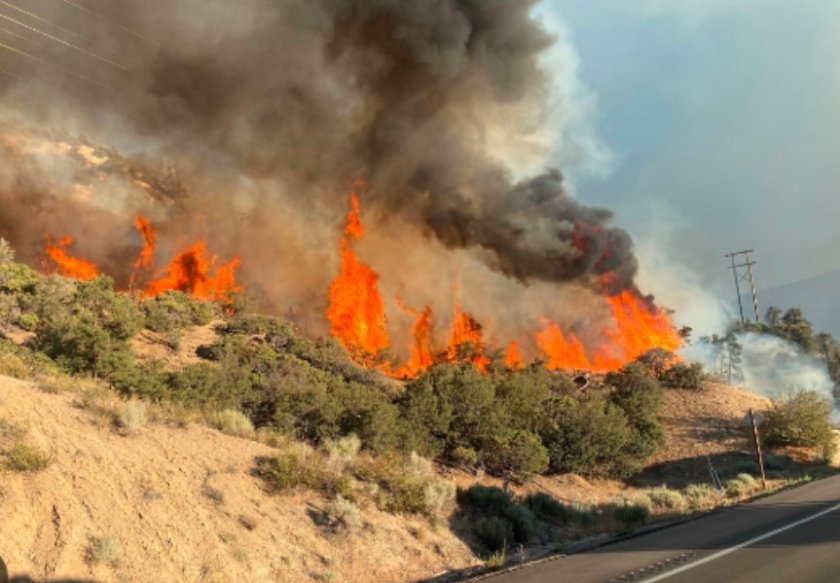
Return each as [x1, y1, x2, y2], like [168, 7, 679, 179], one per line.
[0, 0, 648, 354]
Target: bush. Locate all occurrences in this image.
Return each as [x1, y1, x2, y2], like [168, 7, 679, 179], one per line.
[118, 400, 147, 433]
[423, 478, 456, 516]
[213, 409, 255, 439]
[255, 452, 352, 499]
[725, 479, 748, 498]
[762, 391, 836, 458]
[480, 429, 549, 475]
[612, 499, 649, 531]
[450, 445, 478, 467]
[3, 442, 51, 472]
[683, 483, 720, 511]
[473, 516, 514, 552]
[540, 394, 637, 478]
[17, 313, 39, 331]
[647, 488, 688, 514]
[87, 534, 121, 566]
[324, 434, 362, 473]
[323, 495, 364, 533]
[0, 351, 31, 379]
[142, 292, 220, 333]
[660, 363, 705, 389]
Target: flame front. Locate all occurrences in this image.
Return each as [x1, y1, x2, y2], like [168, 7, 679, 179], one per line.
[503, 341, 524, 369]
[447, 306, 489, 371]
[327, 193, 390, 360]
[535, 321, 592, 371]
[394, 298, 434, 378]
[44, 236, 99, 280]
[143, 241, 242, 302]
[592, 290, 682, 370]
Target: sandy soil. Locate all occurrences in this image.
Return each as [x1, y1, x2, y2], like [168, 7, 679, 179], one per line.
[0, 376, 478, 583]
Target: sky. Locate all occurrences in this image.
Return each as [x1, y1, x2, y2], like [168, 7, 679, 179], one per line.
[536, 1, 840, 327]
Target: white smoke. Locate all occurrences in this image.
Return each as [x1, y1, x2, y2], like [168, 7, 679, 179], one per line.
[683, 331, 837, 413]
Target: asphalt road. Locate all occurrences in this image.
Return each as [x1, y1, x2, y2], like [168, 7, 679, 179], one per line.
[483, 473, 840, 583]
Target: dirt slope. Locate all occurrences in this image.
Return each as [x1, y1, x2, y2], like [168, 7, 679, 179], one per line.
[0, 376, 477, 583]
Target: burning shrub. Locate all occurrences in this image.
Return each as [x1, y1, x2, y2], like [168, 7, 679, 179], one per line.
[762, 390, 837, 460]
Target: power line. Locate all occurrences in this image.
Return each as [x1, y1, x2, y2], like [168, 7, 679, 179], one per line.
[0, 66, 19, 79]
[0, 0, 91, 44]
[58, 0, 160, 48]
[0, 10, 127, 70]
[0, 38, 109, 87]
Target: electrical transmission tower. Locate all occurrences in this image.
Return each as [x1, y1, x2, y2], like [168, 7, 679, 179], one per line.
[726, 249, 760, 325]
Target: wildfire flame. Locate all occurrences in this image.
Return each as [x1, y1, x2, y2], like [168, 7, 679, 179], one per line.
[447, 306, 489, 372]
[143, 241, 242, 302]
[503, 341, 524, 370]
[327, 192, 390, 361]
[44, 235, 99, 280]
[42, 217, 242, 303]
[394, 297, 434, 378]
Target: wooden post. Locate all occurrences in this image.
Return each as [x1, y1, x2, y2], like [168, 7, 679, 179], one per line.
[749, 409, 767, 489]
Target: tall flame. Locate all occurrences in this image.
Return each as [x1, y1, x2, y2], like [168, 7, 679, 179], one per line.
[503, 341, 524, 369]
[394, 297, 434, 378]
[133, 216, 156, 270]
[447, 306, 489, 371]
[535, 321, 592, 371]
[143, 241, 242, 302]
[327, 193, 390, 360]
[592, 290, 682, 370]
[44, 236, 99, 280]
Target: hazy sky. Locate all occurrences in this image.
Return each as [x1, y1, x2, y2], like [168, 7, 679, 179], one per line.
[540, 1, 840, 303]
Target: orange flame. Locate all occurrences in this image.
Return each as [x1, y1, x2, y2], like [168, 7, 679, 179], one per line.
[394, 298, 434, 378]
[44, 235, 99, 280]
[535, 321, 592, 371]
[447, 306, 489, 371]
[143, 241, 242, 302]
[591, 290, 682, 371]
[327, 193, 390, 360]
[133, 216, 156, 270]
[503, 341, 524, 369]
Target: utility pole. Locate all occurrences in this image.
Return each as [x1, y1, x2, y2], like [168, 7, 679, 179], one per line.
[748, 409, 767, 489]
[725, 250, 761, 325]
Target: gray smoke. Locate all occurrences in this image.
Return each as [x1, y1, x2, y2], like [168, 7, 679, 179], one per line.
[0, 0, 639, 292]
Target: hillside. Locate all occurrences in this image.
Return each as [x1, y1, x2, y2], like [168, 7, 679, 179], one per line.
[0, 369, 783, 582]
[0, 375, 478, 583]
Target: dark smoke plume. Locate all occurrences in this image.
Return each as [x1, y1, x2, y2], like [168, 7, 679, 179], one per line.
[0, 0, 638, 293]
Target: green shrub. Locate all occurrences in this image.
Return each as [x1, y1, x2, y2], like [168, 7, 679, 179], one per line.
[117, 400, 147, 433]
[456, 485, 515, 514]
[255, 452, 352, 499]
[762, 391, 837, 460]
[323, 495, 364, 533]
[725, 479, 748, 498]
[523, 491, 567, 522]
[735, 473, 757, 488]
[214, 409, 255, 439]
[660, 363, 705, 389]
[3, 442, 51, 472]
[683, 484, 720, 510]
[540, 393, 637, 478]
[87, 534, 121, 566]
[612, 500, 649, 532]
[142, 292, 219, 333]
[473, 516, 514, 552]
[17, 313, 39, 331]
[450, 445, 478, 467]
[647, 488, 688, 514]
[0, 351, 31, 379]
[480, 429, 549, 475]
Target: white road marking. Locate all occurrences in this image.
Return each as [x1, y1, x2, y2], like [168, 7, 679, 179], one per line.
[638, 501, 840, 582]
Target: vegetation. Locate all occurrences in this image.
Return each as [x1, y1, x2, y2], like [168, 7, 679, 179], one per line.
[762, 390, 837, 460]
